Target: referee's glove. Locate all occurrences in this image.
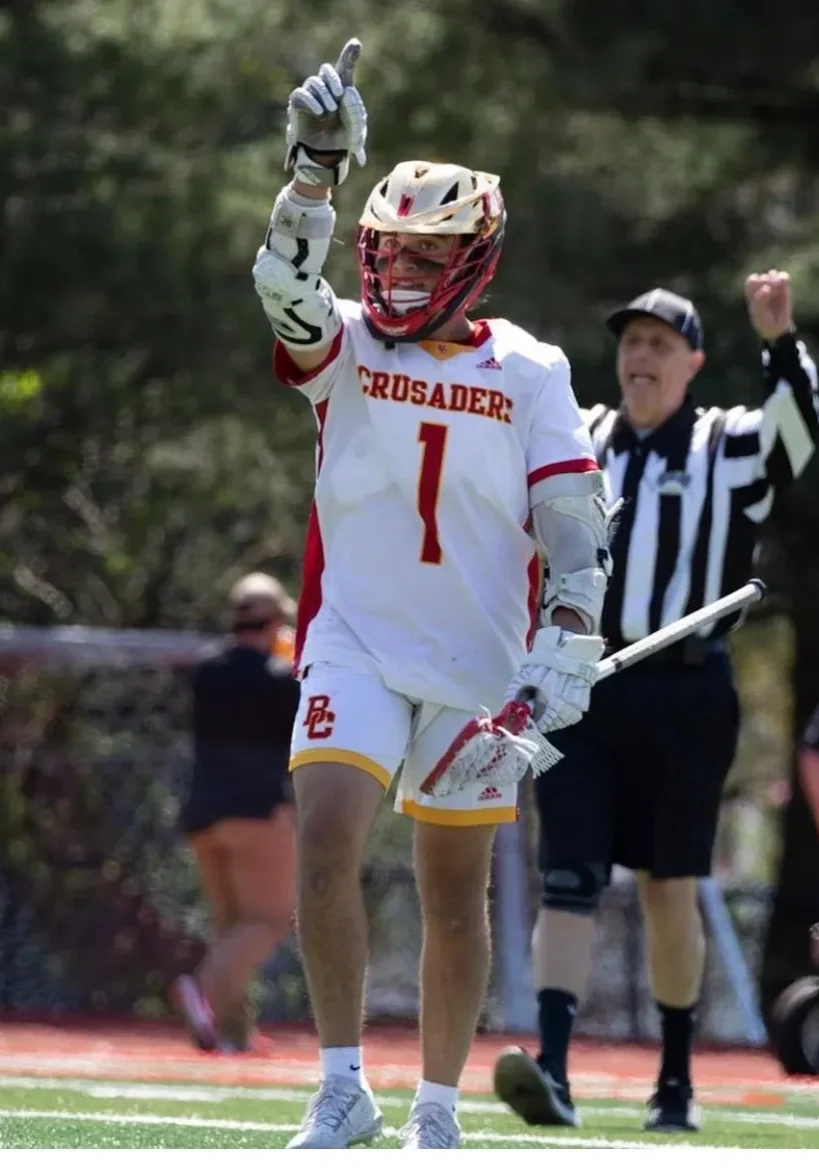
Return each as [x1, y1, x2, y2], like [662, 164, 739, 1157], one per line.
[505, 627, 604, 734]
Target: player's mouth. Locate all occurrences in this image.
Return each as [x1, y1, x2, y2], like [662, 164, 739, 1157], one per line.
[378, 269, 442, 313]
[383, 285, 432, 313]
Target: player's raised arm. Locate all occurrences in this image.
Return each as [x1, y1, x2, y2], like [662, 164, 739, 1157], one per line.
[252, 39, 367, 374]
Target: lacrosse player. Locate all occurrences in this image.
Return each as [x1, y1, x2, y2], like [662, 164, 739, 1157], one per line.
[252, 39, 612, 1149]
[494, 276, 819, 1132]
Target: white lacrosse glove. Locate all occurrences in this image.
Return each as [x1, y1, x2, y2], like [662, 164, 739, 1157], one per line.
[285, 38, 367, 188]
[505, 627, 605, 734]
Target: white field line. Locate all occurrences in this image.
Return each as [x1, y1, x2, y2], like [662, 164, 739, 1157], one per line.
[0, 1107, 732, 1149]
[0, 1078, 816, 1131]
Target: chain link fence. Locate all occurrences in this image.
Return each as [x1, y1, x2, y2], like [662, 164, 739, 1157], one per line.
[0, 625, 779, 1043]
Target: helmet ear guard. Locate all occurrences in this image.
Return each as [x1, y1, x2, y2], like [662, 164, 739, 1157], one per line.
[356, 160, 506, 343]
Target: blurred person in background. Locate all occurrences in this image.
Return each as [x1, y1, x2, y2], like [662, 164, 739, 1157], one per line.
[797, 703, 819, 989]
[172, 572, 300, 1053]
[767, 703, 819, 1076]
[799, 708, 819, 988]
[799, 704, 819, 852]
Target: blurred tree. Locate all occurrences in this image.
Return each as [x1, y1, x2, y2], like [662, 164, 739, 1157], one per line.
[0, 0, 317, 628]
[3, 0, 818, 629]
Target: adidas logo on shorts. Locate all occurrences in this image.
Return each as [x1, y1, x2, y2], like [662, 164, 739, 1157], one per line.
[478, 785, 502, 801]
[477, 356, 502, 370]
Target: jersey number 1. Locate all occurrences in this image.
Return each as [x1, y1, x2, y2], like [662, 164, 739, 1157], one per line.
[417, 421, 448, 565]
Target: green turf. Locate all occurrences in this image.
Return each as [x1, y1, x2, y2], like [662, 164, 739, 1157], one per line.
[0, 1076, 817, 1148]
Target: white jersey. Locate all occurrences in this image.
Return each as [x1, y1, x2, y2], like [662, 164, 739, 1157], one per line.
[276, 300, 597, 712]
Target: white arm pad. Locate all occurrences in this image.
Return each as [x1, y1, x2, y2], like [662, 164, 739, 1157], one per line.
[530, 470, 616, 635]
[251, 184, 342, 351]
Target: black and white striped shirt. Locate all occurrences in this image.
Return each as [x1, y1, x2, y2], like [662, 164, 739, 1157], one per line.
[585, 333, 819, 645]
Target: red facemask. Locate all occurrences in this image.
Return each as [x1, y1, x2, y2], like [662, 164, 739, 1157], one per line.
[356, 213, 505, 343]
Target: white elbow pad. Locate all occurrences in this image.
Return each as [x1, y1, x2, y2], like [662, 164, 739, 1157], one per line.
[531, 471, 618, 635]
[541, 566, 609, 636]
[251, 184, 342, 351]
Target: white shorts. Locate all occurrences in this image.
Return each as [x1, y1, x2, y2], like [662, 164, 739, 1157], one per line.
[290, 661, 518, 826]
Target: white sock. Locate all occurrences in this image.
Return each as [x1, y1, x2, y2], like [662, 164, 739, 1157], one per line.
[320, 1046, 365, 1087]
[415, 1078, 458, 1116]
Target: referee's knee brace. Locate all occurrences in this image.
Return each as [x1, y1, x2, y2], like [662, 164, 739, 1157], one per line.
[541, 862, 606, 915]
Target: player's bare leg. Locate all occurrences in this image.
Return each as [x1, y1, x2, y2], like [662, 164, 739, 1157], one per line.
[400, 821, 496, 1148]
[288, 761, 385, 1148]
[637, 872, 704, 1131]
[294, 763, 383, 1045]
[416, 822, 496, 1081]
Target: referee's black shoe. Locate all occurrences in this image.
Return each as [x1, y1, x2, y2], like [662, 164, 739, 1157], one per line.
[493, 1046, 579, 1126]
[644, 1078, 702, 1132]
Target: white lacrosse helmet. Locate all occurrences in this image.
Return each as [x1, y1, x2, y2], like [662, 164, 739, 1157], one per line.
[356, 160, 506, 342]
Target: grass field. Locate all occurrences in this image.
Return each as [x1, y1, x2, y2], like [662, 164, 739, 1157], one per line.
[0, 1022, 816, 1148]
[2, 1075, 819, 1148]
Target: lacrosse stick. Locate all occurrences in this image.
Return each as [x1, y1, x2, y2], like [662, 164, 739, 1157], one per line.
[420, 577, 767, 798]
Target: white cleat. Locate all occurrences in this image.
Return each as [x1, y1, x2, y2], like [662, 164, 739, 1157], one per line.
[399, 1102, 462, 1148]
[287, 1076, 383, 1149]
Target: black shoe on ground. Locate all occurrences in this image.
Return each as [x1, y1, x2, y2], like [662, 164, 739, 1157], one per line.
[644, 1079, 702, 1132]
[493, 1046, 579, 1127]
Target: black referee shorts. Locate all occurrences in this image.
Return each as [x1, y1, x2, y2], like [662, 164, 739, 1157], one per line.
[535, 652, 740, 880]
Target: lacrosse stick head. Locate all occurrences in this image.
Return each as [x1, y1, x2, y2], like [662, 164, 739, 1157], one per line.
[419, 700, 564, 800]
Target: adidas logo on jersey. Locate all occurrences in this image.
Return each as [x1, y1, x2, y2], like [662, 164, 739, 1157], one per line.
[477, 356, 502, 370]
[478, 785, 503, 801]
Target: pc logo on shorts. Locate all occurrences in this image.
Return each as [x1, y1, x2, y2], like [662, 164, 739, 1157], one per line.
[303, 695, 336, 740]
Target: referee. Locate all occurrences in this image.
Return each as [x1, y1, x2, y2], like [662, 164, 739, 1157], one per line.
[173, 573, 300, 1052]
[494, 272, 819, 1131]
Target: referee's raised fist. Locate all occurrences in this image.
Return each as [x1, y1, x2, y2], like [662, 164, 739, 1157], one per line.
[745, 269, 794, 343]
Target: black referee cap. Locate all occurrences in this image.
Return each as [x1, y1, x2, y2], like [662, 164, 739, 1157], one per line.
[606, 288, 704, 351]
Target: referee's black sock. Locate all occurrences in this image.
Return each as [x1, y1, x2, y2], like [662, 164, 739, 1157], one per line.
[656, 1001, 696, 1086]
[536, 988, 578, 1085]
